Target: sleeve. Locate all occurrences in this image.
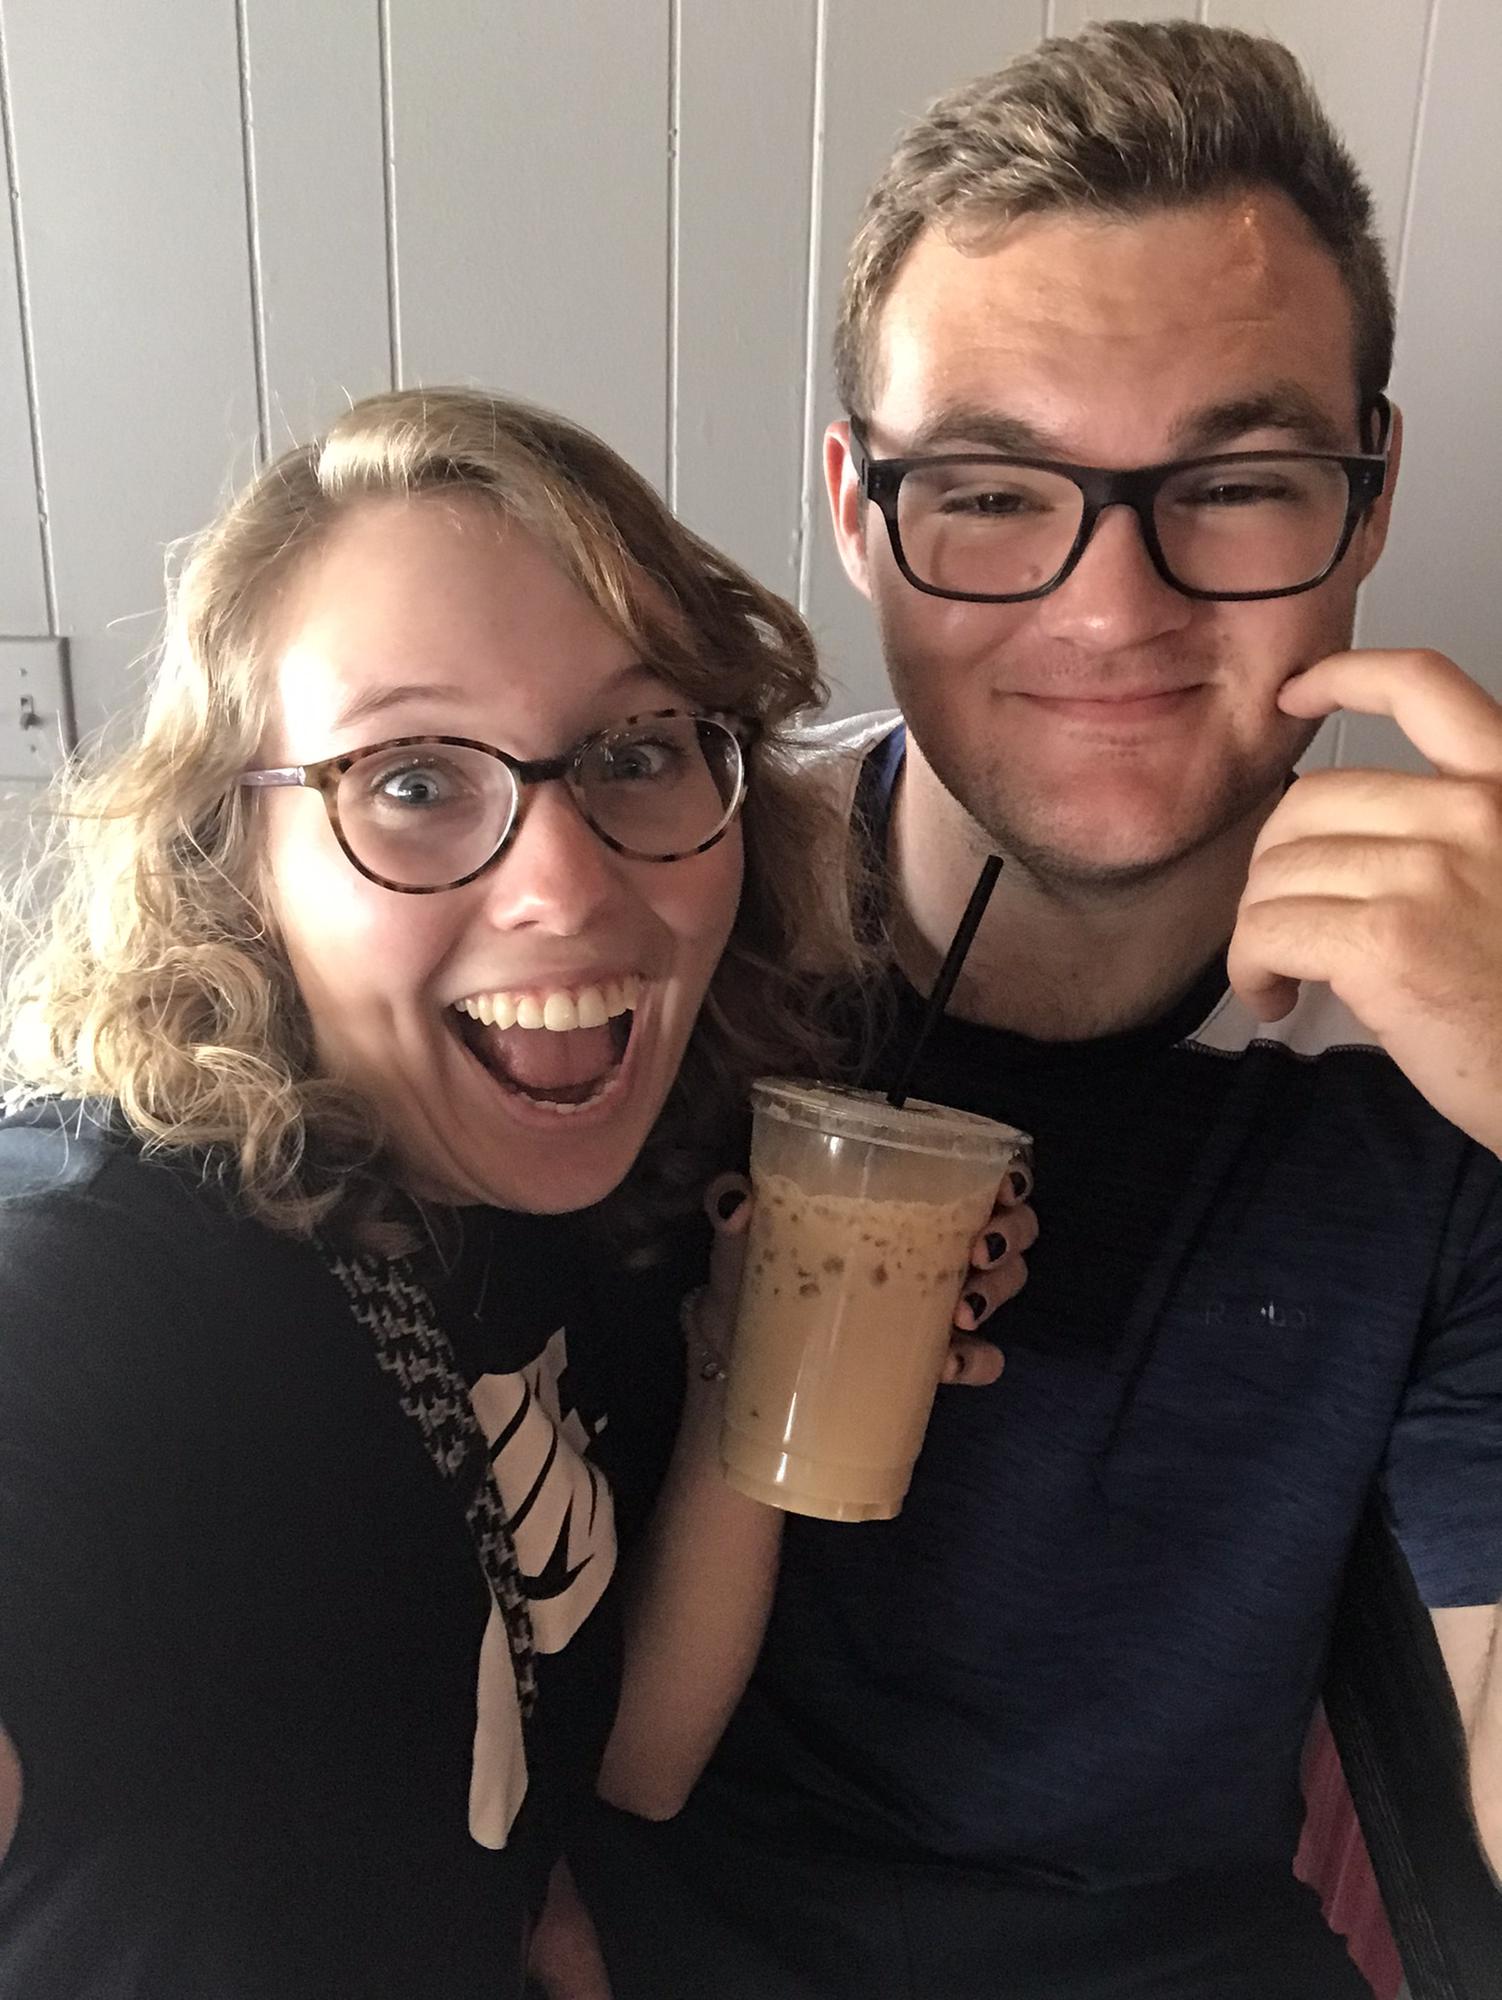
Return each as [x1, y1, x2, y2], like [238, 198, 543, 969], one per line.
[0, 1185, 221, 1796]
[1380, 1160, 1502, 1610]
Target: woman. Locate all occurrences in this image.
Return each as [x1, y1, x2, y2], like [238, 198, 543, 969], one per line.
[0, 388, 1030, 1998]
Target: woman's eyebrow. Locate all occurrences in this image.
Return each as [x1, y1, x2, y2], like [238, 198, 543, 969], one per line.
[332, 682, 470, 732]
[332, 661, 667, 735]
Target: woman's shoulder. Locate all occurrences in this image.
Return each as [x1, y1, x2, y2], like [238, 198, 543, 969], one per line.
[0, 1095, 224, 1236]
[0, 1093, 130, 1193]
[0, 1093, 319, 1317]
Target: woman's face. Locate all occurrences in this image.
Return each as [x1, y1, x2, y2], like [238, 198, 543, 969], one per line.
[257, 493, 743, 1212]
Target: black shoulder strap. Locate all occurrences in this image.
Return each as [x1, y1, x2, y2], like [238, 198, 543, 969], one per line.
[1323, 1505, 1502, 1998]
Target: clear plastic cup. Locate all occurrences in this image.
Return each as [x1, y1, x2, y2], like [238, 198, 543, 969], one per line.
[720, 1080, 1030, 1521]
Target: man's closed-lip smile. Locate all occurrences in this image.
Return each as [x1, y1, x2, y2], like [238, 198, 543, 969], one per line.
[1016, 684, 1206, 722]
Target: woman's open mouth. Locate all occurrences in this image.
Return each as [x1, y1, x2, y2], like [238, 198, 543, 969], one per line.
[451, 975, 642, 1115]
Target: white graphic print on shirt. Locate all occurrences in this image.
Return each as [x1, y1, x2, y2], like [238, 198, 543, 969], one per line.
[466, 1325, 616, 1848]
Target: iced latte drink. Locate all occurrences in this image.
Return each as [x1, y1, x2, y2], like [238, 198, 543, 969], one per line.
[721, 1081, 1029, 1521]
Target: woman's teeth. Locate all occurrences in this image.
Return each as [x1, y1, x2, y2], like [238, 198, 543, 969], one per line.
[454, 974, 643, 1032]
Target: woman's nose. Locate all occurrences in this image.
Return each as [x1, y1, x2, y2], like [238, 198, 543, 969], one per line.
[476, 779, 624, 935]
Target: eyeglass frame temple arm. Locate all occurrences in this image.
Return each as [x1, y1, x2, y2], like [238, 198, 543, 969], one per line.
[240, 766, 307, 789]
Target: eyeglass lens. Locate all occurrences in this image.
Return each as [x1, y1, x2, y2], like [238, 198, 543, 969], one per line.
[895, 456, 1356, 598]
[333, 714, 743, 889]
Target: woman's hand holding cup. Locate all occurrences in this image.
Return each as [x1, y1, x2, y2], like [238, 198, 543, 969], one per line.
[944, 1161, 1037, 1384]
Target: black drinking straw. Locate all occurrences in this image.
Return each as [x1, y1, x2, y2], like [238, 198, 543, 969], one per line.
[886, 855, 1004, 1110]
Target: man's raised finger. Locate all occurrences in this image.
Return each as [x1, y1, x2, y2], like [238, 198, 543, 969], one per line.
[1277, 649, 1502, 778]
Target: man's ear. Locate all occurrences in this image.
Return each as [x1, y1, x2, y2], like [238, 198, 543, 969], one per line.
[824, 420, 872, 599]
[1353, 398, 1403, 582]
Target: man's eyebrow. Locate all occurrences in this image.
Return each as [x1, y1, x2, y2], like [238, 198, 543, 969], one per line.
[1171, 388, 1351, 455]
[883, 387, 1354, 464]
[897, 407, 1065, 458]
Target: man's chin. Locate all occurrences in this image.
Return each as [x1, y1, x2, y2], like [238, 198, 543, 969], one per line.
[976, 781, 1286, 894]
[1004, 833, 1209, 895]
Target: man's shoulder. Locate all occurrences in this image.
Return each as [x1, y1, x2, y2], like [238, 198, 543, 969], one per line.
[787, 709, 901, 822]
[1180, 984, 1384, 1063]
[788, 709, 901, 771]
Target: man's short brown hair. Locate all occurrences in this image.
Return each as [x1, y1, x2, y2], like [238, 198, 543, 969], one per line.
[834, 19, 1394, 425]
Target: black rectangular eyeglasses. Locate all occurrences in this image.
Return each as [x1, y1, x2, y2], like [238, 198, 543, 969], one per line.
[849, 398, 1391, 605]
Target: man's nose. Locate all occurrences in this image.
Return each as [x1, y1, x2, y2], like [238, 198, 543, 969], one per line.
[476, 779, 622, 935]
[1033, 502, 1194, 652]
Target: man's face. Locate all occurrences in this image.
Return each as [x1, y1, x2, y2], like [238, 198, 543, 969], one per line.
[827, 191, 1398, 886]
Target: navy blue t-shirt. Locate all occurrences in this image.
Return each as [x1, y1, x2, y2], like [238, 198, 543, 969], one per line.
[700, 723, 1502, 1887]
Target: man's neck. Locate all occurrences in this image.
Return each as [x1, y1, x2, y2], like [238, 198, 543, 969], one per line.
[888, 746, 1273, 1042]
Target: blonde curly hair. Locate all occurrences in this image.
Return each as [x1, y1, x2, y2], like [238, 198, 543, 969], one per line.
[4, 388, 864, 1242]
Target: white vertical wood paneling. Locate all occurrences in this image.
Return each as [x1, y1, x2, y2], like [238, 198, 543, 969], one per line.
[1205, 2, 1431, 268]
[673, 0, 817, 609]
[1052, 0, 1200, 27]
[0, 19, 47, 636]
[243, 0, 392, 447]
[388, 0, 670, 489]
[1346, 0, 1502, 769]
[0, 1, 1495, 753]
[802, 2, 1047, 716]
[1, 1, 259, 742]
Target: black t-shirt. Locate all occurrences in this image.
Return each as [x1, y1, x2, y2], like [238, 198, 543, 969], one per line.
[0, 1102, 633, 1999]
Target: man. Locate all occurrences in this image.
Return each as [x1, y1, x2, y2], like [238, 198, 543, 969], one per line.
[575, 20, 1502, 1998]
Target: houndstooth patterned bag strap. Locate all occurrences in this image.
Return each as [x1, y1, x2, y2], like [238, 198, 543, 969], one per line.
[320, 1244, 538, 1715]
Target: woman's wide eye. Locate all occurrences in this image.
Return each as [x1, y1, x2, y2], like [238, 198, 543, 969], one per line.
[370, 762, 456, 807]
[601, 738, 680, 783]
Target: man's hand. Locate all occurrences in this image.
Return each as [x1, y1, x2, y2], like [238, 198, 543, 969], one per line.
[1228, 649, 1502, 1159]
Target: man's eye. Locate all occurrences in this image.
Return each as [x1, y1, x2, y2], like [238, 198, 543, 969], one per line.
[1180, 479, 1294, 508]
[937, 487, 1042, 517]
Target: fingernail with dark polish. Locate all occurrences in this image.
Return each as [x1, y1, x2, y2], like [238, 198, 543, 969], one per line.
[716, 1188, 746, 1221]
[964, 1291, 987, 1323]
[984, 1232, 1007, 1263]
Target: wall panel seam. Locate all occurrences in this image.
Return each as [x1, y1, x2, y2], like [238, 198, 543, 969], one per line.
[379, 0, 403, 390]
[234, 0, 271, 464]
[0, 2, 57, 633]
[1394, 0, 1442, 317]
[794, 0, 827, 617]
[666, 0, 681, 510]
